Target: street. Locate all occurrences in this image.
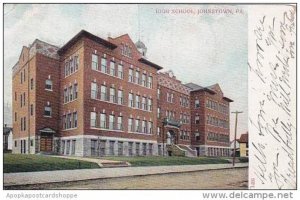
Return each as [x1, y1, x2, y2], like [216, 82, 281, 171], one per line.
[6, 168, 248, 190]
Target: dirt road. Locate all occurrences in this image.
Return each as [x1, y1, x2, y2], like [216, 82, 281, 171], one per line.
[7, 167, 248, 190]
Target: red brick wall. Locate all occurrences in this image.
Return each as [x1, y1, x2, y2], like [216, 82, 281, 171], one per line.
[191, 90, 230, 147]
[12, 47, 30, 139]
[157, 75, 191, 145]
[59, 40, 85, 137]
[13, 51, 60, 139]
[34, 53, 60, 134]
[81, 37, 158, 141]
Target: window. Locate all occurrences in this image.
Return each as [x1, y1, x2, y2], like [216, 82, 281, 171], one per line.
[157, 108, 161, 118]
[171, 93, 174, 103]
[148, 121, 153, 134]
[31, 139, 34, 146]
[73, 84, 78, 100]
[128, 142, 133, 156]
[129, 93, 134, 107]
[195, 133, 200, 141]
[63, 115, 66, 129]
[100, 113, 106, 128]
[91, 82, 97, 99]
[135, 71, 140, 84]
[148, 143, 153, 155]
[23, 117, 26, 131]
[101, 85, 107, 101]
[167, 93, 170, 102]
[67, 113, 72, 128]
[15, 92, 17, 101]
[142, 120, 147, 133]
[23, 69, 26, 82]
[148, 76, 153, 88]
[128, 118, 133, 132]
[74, 56, 79, 71]
[195, 100, 200, 108]
[135, 143, 140, 156]
[109, 141, 115, 155]
[109, 115, 115, 130]
[65, 62, 70, 77]
[135, 95, 140, 108]
[129, 69, 134, 82]
[30, 78, 34, 90]
[66, 140, 70, 155]
[15, 112, 17, 122]
[142, 97, 147, 110]
[142, 143, 147, 155]
[110, 61, 115, 76]
[45, 79, 53, 90]
[90, 112, 96, 127]
[20, 72, 23, 84]
[20, 94, 22, 107]
[158, 144, 162, 155]
[118, 142, 123, 156]
[69, 85, 73, 101]
[61, 140, 65, 154]
[71, 140, 76, 155]
[100, 140, 106, 156]
[135, 119, 140, 132]
[73, 112, 78, 128]
[30, 104, 33, 116]
[21, 117, 23, 131]
[118, 64, 123, 79]
[110, 88, 116, 103]
[44, 106, 52, 117]
[92, 54, 98, 70]
[157, 127, 161, 136]
[64, 88, 68, 103]
[157, 88, 160, 99]
[142, 74, 147, 86]
[121, 44, 132, 58]
[195, 116, 200, 124]
[118, 90, 123, 105]
[23, 93, 26, 106]
[148, 98, 152, 111]
[117, 116, 123, 130]
[101, 57, 107, 73]
[91, 139, 97, 156]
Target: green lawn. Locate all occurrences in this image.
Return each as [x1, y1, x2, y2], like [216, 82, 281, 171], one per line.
[102, 156, 230, 167]
[4, 154, 99, 173]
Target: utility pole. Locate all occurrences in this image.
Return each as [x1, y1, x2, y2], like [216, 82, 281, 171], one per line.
[231, 111, 243, 167]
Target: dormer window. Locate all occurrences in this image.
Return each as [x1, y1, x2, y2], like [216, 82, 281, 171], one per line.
[121, 44, 132, 58]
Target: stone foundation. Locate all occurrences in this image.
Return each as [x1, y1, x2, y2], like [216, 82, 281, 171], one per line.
[193, 145, 231, 157]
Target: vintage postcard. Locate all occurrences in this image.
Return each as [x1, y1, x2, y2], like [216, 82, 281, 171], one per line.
[1, 2, 297, 199]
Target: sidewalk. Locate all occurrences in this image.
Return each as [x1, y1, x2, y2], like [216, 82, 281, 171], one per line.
[49, 155, 131, 167]
[4, 163, 248, 187]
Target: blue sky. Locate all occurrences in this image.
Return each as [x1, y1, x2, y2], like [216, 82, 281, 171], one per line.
[4, 4, 248, 139]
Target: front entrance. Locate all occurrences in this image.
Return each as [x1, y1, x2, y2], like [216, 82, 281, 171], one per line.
[167, 130, 178, 145]
[40, 133, 53, 152]
[196, 147, 200, 156]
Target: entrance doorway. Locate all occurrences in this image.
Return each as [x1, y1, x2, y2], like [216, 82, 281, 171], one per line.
[40, 133, 53, 152]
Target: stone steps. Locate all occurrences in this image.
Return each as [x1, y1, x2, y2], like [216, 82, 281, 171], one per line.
[178, 145, 197, 157]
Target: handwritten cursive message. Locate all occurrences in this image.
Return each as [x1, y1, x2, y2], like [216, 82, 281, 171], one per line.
[248, 5, 296, 189]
